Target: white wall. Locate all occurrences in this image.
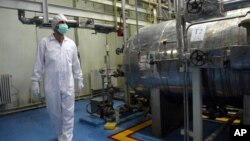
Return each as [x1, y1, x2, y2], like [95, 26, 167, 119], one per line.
[0, 0, 124, 110]
[0, 9, 38, 107]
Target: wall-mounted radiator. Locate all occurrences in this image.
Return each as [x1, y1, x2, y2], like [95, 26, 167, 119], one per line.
[0, 74, 12, 105]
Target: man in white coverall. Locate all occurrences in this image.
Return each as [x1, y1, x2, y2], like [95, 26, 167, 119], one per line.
[31, 14, 83, 141]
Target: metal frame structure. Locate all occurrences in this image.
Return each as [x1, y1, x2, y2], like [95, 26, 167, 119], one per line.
[87, 0, 150, 14]
[0, 0, 151, 26]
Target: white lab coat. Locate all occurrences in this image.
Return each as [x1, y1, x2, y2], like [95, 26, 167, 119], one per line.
[32, 35, 83, 141]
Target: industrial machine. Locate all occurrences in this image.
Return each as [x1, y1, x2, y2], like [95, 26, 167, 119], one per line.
[85, 45, 149, 124]
[123, 4, 250, 140]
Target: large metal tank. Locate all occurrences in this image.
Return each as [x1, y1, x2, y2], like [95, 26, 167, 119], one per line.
[123, 7, 250, 108]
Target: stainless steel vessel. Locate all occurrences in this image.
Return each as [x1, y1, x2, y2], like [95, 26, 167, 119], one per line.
[123, 7, 250, 107]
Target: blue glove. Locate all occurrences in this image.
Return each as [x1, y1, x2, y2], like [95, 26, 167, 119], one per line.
[77, 80, 84, 92]
[32, 81, 40, 95]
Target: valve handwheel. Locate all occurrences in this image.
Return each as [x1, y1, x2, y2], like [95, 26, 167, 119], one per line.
[187, 0, 203, 14]
[190, 50, 207, 66]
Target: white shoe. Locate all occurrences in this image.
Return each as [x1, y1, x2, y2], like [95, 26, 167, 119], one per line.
[57, 135, 64, 141]
[57, 134, 70, 141]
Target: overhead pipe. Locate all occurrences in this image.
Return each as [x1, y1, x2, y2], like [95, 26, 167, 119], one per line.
[18, 10, 43, 25]
[0, 0, 150, 26]
[17, 10, 116, 33]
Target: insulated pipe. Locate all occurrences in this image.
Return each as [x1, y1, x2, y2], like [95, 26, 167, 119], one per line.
[186, 11, 250, 38]
[204, 110, 243, 141]
[175, 0, 187, 55]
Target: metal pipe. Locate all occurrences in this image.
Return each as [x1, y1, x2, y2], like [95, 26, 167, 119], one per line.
[18, 10, 35, 24]
[175, 0, 186, 55]
[175, 0, 189, 141]
[135, 0, 140, 51]
[0, 0, 151, 26]
[42, 0, 48, 23]
[140, 0, 168, 9]
[157, 0, 162, 23]
[73, 0, 79, 47]
[183, 59, 189, 141]
[105, 43, 112, 94]
[167, 0, 174, 19]
[192, 68, 203, 141]
[168, 0, 175, 11]
[247, 28, 250, 44]
[87, 0, 149, 14]
[18, 9, 116, 33]
[121, 0, 127, 49]
[121, 0, 130, 104]
[204, 110, 243, 141]
[113, 0, 118, 29]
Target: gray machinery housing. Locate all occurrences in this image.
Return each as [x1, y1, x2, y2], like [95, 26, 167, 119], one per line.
[123, 6, 250, 136]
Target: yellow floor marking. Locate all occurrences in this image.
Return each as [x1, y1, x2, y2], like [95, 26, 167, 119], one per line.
[215, 117, 240, 124]
[110, 120, 152, 141]
[203, 115, 240, 124]
[110, 116, 239, 140]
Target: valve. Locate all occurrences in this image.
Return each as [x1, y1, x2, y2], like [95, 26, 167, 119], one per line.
[190, 50, 207, 66]
[187, 0, 203, 14]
